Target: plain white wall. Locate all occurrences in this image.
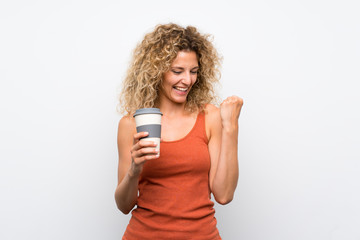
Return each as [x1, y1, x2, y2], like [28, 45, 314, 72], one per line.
[1, 0, 359, 239]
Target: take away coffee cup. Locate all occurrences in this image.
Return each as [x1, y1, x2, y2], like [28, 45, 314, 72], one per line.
[133, 108, 163, 156]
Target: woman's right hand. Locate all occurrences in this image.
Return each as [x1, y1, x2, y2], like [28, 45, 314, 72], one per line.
[129, 131, 159, 177]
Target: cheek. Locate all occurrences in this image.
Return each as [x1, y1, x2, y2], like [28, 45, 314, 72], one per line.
[192, 76, 198, 85]
[161, 79, 175, 92]
[161, 78, 171, 90]
[166, 76, 180, 87]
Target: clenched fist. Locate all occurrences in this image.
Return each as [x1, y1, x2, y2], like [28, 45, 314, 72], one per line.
[220, 96, 243, 130]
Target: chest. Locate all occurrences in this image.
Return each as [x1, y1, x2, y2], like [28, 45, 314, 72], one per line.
[140, 113, 211, 180]
[160, 116, 197, 142]
[141, 136, 211, 180]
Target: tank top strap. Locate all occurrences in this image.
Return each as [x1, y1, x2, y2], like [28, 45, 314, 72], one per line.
[191, 111, 208, 144]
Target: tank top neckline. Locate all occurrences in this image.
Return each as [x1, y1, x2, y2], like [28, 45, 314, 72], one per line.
[161, 112, 201, 144]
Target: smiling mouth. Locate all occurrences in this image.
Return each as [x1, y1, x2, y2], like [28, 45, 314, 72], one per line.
[173, 86, 188, 92]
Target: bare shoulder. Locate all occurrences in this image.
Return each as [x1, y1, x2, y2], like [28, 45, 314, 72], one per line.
[117, 115, 136, 165]
[118, 115, 136, 139]
[118, 115, 135, 128]
[205, 104, 221, 123]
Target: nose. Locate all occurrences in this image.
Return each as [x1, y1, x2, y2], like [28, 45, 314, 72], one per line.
[181, 71, 192, 85]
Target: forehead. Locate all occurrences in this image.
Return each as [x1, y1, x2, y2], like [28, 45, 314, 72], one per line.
[171, 51, 198, 67]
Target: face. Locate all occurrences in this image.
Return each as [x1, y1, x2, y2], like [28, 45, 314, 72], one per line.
[159, 50, 199, 105]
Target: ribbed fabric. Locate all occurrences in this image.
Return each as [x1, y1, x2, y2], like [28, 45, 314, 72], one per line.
[123, 112, 221, 240]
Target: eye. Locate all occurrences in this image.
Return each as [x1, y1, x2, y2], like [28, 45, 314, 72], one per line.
[190, 71, 198, 74]
[172, 70, 182, 74]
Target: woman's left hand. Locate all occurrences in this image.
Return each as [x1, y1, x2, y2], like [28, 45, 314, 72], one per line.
[220, 96, 244, 130]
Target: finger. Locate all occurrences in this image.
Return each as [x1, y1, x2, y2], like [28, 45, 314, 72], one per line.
[221, 99, 229, 106]
[224, 96, 235, 102]
[230, 96, 243, 105]
[133, 131, 149, 142]
[223, 96, 243, 104]
[133, 147, 159, 158]
[228, 96, 239, 102]
[131, 147, 159, 161]
[132, 139, 158, 151]
[133, 154, 160, 165]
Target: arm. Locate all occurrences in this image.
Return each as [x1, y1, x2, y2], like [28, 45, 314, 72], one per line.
[114, 116, 159, 214]
[207, 96, 243, 205]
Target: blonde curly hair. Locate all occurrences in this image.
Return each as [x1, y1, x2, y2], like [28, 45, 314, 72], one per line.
[117, 23, 222, 115]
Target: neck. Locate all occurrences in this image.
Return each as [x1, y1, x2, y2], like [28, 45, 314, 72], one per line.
[159, 102, 187, 117]
[156, 93, 188, 117]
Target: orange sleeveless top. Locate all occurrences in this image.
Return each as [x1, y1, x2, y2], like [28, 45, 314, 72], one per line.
[123, 112, 221, 240]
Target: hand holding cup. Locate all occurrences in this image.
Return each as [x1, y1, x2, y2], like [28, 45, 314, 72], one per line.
[130, 108, 163, 175]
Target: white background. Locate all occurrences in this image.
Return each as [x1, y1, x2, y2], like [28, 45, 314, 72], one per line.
[1, 0, 359, 239]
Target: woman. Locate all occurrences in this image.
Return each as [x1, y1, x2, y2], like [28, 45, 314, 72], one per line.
[115, 23, 243, 240]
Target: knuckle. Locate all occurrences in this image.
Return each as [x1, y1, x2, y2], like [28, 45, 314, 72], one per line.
[139, 148, 148, 155]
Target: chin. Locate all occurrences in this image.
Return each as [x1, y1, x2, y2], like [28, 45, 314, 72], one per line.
[171, 96, 188, 104]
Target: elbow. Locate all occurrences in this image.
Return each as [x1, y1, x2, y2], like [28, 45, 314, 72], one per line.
[115, 201, 132, 215]
[114, 192, 134, 215]
[216, 197, 233, 205]
[119, 206, 131, 215]
[214, 193, 234, 205]
[212, 184, 236, 205]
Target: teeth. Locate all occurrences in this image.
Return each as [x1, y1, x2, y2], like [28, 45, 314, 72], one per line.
[174, 87, 188, 92]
